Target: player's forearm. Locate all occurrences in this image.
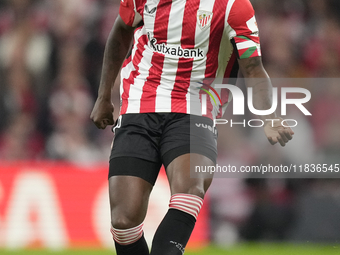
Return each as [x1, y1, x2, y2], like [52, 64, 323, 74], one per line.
[239, 57, 277, 120]
[97, 16, 134, 101]
[247, 78, 277, 120]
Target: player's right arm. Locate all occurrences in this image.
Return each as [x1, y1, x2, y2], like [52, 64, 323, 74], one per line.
[90, 16, 135, 129]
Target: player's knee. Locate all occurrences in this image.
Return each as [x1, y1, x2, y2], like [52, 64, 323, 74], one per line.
[171, 184, 206, 199]
[171, 182, 207, 199]
[111, 215, 140, 230]
[186, 185, 206, 199]
[171, 177, 212, 199]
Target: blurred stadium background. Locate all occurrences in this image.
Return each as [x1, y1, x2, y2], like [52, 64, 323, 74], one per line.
[1, 0, 340, 254]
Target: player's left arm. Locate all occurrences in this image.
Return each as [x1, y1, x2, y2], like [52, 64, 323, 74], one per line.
[238, 56, 294, 147]
[228, 0, 294, 146]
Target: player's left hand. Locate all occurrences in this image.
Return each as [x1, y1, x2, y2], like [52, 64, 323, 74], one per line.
[264, 118, 294, 147]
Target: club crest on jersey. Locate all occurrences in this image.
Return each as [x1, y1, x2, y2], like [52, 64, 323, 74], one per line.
[197, 10, 213, 30]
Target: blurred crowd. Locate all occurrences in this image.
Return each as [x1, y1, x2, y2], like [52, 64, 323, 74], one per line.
[0, 0, 120, 163]
[1, 0, 340, 245]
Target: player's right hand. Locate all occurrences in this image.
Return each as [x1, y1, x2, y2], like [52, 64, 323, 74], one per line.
[90, 98, 115, 129]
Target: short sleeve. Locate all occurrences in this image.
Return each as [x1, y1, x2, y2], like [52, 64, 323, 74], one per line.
[119, 0, 142, 27]
[227, 0, 261, 59]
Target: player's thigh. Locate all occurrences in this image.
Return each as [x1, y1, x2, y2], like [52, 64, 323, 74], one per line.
[161, 114, 217, 169]
[109, 175, 153, 229]
[108, 114, 163, 228]
[166, 153, 214, 198]
[161, 114, 217, 198]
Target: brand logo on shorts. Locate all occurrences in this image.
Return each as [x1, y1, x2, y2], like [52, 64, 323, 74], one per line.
[195, 123, 217, 135]
[197, 10, 213, 30]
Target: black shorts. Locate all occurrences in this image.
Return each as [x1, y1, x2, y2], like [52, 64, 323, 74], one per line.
[109, 113, 217, 185]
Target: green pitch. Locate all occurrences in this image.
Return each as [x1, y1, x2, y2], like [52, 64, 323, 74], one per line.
[1, 243, 339, 255]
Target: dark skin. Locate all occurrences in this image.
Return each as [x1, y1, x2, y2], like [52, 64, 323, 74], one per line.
[91, 16, 134, 129]
[109, 154, 213, 229]
[238, 57, 294, 146]
[91, 15, 294, 229]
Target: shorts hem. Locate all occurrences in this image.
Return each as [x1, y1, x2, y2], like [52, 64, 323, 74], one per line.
[110, 152, 160, 163]
[109, 157, 161, 185]
[162, 145, 217, 169]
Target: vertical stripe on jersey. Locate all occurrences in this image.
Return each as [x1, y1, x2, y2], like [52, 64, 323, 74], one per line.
[120, 32, 147, 115]
[171, 0, 200, 112]
[120, 58, 132, 115]
[187, 0, 216, 117]
[224, 0, 237, 39]
[223, 52, 238, 81]
[139, 0, 172, 113]
[215, 1, 235, 81]
[155, 0, 185, 112]
[210, 0, 237, 119]
[204, 0, 230, 79]
[213, 0, 237, 118]
[193, 0, 228, 119]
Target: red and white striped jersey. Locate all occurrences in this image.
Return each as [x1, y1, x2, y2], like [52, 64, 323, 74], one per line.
[119, 0, 261, 119]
